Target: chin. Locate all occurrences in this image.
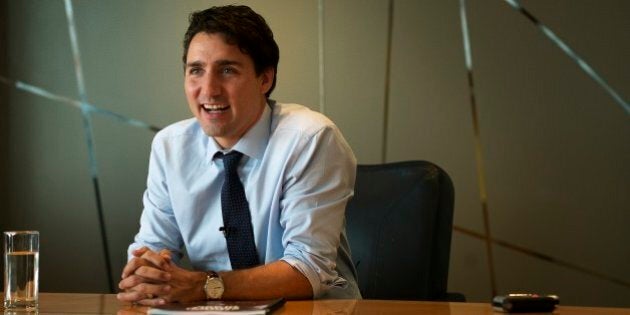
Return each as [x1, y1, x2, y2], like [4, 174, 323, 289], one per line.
[199, 124, 224, 138]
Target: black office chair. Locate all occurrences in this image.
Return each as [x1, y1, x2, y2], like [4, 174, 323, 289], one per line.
[345, 161, 464, 301]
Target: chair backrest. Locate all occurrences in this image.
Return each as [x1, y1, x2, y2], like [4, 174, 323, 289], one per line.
[345, 161, 455, 300]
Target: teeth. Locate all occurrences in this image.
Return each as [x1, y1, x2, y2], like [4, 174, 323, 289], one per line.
[202, 104, 228, 111]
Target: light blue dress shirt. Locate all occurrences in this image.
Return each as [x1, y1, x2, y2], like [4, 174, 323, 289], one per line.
[129, 101, 360, 299]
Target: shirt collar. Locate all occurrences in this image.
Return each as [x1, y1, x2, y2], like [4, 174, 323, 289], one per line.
[206, 101, 272, 162]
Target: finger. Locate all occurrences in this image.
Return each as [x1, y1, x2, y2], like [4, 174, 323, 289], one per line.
[131, 246, 149, 257]
[119, 274, 145, 290]
[134, 265, 171, 282]
[119, 272, 171, 291]
[141, 250, 170, 270]
[116, 284, 171, 302]
[117, 290, 165, 305]
[122, 251, 170, 279]
[117, 290, 145, 302]
[133, 247, 171, 261]
[122, 257, 149, 279]
[119, 273, 160, 290]
[136, 297, 167, 307]
[121, 258, 141, 279]
[158, 248, 172, 260]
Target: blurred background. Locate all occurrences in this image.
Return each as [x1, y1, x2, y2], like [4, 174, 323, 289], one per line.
[1, 0, 628, 307]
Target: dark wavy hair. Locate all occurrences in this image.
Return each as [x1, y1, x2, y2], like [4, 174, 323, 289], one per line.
[182, 5, 280, 98]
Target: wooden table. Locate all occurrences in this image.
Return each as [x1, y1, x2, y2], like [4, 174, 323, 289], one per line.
[1, 293, 628, 314]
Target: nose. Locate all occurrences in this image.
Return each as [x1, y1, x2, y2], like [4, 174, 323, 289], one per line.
[200, 73, 222, 99]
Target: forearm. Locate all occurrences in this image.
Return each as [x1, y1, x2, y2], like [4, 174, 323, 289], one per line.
[219, 260, 313, 300]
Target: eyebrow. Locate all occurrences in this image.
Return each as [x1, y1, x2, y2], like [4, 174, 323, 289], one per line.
[185, 59, 243, 69]
[214, 59, 243, 68]
[185, 60, 205, 69]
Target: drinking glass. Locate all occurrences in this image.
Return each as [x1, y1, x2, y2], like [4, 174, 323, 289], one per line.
[3, 231, 39, 310]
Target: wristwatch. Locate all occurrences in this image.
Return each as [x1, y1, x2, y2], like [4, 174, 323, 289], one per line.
[203, 271, 225, 300]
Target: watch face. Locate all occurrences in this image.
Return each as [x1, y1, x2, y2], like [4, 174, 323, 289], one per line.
[205, 277, 224, 299]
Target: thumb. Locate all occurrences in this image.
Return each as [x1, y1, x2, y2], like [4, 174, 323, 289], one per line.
[132, 246, 149, 257]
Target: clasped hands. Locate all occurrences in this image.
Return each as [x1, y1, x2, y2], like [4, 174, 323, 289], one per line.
[117, 247, 206, 306]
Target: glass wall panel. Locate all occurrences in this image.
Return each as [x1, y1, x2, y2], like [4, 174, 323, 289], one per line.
[8, 91, 108, 292]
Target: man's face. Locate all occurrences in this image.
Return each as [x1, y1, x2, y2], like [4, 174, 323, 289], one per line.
[184, 32, 274, 149]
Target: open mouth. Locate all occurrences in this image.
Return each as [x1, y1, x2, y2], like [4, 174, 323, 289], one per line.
[202, 103, 229, 112]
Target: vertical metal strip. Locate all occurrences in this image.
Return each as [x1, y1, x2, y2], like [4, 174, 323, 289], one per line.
[503, 0, 628, 114]
[458, 0, 498, 296]
[318, 0, 326, 114]
[0, 0, 7, 232]
[381, 0, 394, 163]
[64, 0, 114, 293]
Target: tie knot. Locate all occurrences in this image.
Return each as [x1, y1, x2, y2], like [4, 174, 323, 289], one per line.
[220, 151, 243, 173]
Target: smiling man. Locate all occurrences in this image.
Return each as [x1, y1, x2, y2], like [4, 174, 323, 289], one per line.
[116, 5, 360, 305]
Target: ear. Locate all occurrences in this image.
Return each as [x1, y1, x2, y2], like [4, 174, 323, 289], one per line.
[259, 67, 275, 95]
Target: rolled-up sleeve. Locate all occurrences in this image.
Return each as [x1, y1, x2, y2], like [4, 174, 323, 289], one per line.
[278, 125, 357, 298]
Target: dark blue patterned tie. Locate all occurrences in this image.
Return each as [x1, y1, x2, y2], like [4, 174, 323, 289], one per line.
[219, 151, 260, 269]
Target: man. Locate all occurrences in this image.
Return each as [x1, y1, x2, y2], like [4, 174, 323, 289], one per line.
[116, 5, 359, 306]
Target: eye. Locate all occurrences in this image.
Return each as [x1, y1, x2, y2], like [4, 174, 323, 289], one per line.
[188, 67, 203, 76]
[221, 67, 237, 75]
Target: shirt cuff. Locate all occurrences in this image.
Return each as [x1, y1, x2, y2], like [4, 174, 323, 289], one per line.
[281, 256, 322, 297]
[281, 256, 348, 298]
